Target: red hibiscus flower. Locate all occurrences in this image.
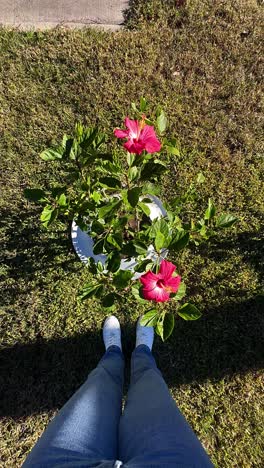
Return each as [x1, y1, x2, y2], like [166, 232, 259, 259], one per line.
[114, 116, 161, 155]
[140, 260, 181, 302]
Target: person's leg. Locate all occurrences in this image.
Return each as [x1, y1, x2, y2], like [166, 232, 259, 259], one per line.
[24, 317, 124, 467]
[119, 322, 213, 467]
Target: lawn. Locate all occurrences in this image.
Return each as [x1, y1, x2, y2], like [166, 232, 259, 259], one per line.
[0, 0, 263, 466]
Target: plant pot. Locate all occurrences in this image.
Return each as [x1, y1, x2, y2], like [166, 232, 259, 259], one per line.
[71, 195, 168, 279]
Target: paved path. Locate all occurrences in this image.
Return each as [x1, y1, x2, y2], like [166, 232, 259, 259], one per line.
[0, 1, 129, 30]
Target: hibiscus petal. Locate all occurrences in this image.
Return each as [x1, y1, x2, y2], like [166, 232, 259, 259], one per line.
[159, 260, 176, 280]
[114, 129, 129, 139]
[124, 140, 144, 154]
[124, 117, 139, 139]
[124, 140, 133, 150]
[140, 125, 161, 153]
[140, 125, 156, 139]
[165, 275, 181, 292]
[144, 137, 161, 153]
[142, 285, 170, 302]
[133, 141, 145, 154]
[140, 271, 159, 290]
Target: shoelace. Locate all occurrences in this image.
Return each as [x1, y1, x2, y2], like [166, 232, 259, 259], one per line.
[107, 332, 118, 346]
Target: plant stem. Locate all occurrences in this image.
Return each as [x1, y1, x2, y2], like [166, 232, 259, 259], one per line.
[135, 208, 140, 232]
[125, 174, 130, 189]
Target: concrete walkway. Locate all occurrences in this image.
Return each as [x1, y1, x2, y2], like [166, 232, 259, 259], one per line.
[0, 1, 129, 30]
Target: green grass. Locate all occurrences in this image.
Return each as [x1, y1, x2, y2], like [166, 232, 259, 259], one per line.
[0, 0, 263, 466]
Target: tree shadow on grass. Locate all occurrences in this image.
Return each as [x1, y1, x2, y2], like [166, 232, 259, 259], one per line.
[155, 294, 264, 387]
[197, 230, 264, 280]
[2, 205, 263, 309]
[1, 206, 81, 306]
[0, 295, 263, 419]
[1, 207, 78, 276]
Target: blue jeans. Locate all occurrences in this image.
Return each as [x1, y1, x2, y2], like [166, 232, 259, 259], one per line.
[23, 345, 213, 467]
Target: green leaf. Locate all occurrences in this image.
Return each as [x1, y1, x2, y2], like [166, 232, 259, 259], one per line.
[215, 214, 238, 228]
[100, 161, 120, 174]
[40, 148, 63, 161]
[57, 193, 67, 206]
[95, 284, 104, 297]
[134, 259, 153, 273]
[113, 270, 133, 289]
[90, 191, 102, 203]
[156, 313, 174, 341]
[93, 239, 104, 255]
[155, 231, 165, 251]
[140, 97, 148, 112]
[121, 189, 129, 206]
[199, 225, 207, 238]
[148, 218, 169, 239]
[74, 122, 84, 139]
[204, 198, 216, 220]
[163, 313, 175, 340]
[128, 166, 138, 182]
[127, 187, 142, 208]
[134, 241, 148, 255]
[78, 283, 102, 301]
[106, 252, 121, 273]
[63, 137, 76, 160]
[131, 102, 138, 113]
[170, 231, 189, 251]
[131, 285, 148, 304]
[140, 309, 159, 327]
[166, 145, 180, 156]
[166, 210, 175, 223]
[40, 206, 58, 227]
[141, 197, 152, 203]
[141, 160, 167, 180]
[106, 233, 123, 251]
[24, 188, 47, 203]
[164, 138, 180, 156]
[127, 153, 136, 167]
[93, 133, 107, 150]
[156, 110, 168, 134]
[79, 126, 98, 148]
[172, 281, 186, 301]
[122, 242, 136, 257]
[98, 200, 122, 219]
[113, 216, 128, 231]
[138, 202, 151, 216]
[142, 183, 160, 196]
[177, 303, 202, 321]
[91, 220, 105, 235]
[99, 177, 121, 189]
[97, 261, 104, 273]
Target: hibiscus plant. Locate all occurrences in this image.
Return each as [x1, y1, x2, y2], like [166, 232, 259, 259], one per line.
[24, 99, 238, 341]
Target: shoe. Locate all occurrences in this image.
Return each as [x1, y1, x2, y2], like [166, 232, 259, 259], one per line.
[136, 316, 154, 351]
[103, 316, 122, 351]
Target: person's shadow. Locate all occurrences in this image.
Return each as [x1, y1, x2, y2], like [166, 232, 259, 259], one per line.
[1, 206, 263, 418]
[0, 294, 263, 418]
